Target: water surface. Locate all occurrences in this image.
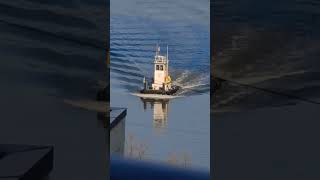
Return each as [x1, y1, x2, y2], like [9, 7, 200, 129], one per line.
[111, 0, 210, 170]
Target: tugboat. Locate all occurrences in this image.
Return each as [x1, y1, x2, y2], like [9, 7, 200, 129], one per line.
[140, 45, 180, 95]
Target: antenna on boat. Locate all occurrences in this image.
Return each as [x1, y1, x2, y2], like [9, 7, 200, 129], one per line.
[167, 45, 168, 61]
[156, 43, 161, 56]
[167, 45, 169, 76]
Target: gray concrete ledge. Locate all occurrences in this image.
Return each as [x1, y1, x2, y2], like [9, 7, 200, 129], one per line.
[0, 144, 53, 180]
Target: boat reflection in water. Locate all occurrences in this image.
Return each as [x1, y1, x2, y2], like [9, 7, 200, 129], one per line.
[140, 98, 169, 130]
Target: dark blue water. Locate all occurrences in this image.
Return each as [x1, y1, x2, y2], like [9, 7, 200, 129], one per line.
[213, 0, 320, 179]
[111, 0, 210, 170]
[0, 1, 108, 179]
[213, 0, 320, 111]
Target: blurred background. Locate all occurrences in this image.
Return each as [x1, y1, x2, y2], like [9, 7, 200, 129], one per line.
[0, 0, 109, 179]
[212, 0, 320, 179]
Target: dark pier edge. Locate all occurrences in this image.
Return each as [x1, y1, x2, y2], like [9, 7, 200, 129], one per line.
[210, 0, 214, 179]
[110, 108, 127, 130]
[106, 0, 110, 179]
[0, 144, 54, 180]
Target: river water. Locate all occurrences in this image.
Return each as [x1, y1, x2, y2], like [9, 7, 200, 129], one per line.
[110, 0, 210, 170]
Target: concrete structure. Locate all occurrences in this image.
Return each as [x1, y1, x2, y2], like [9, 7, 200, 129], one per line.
[110, 107, 126, 155]
[0, 144, 53, 180]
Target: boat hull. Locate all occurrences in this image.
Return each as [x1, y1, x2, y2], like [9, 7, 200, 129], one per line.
[140, 86, 180, 95]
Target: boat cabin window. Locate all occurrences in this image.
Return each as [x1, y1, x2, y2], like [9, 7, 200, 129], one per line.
[160, 65, 163, 70]
[156, 65, 163, 71]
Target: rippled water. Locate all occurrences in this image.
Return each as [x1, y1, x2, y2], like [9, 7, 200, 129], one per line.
[213, 0, 320, 111]
[111, 0, 210, 170]
[213, 0, 320, 179]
